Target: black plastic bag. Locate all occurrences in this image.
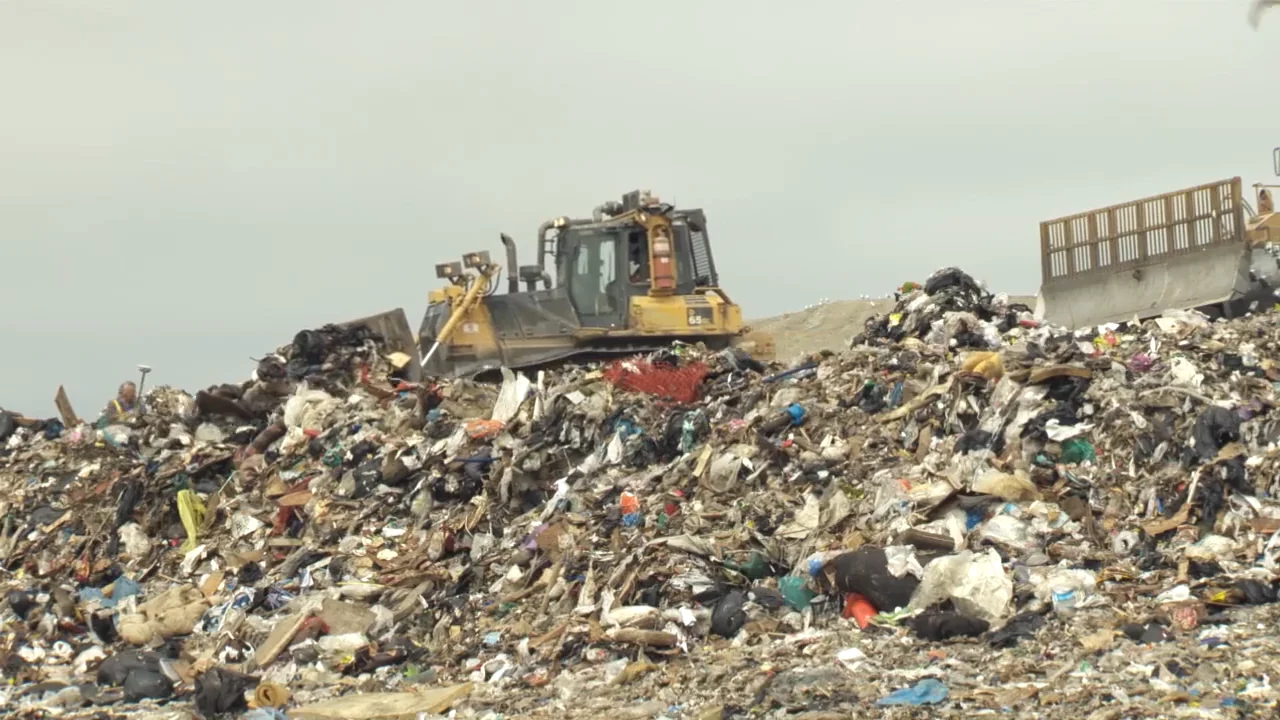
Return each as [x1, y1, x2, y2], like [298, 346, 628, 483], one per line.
[909, 609, 990, 641]
[830, 547, 919, 612]
[747, 586, 786, 610]
[194, 666, 259, 716]
[954, 429, 994, 455]
[123, 669, 174, 702]
[97, 651, 160, 686]
[987, 611, 1045, 648]
[1021, 405, 1081, 443]
[1190, 406, 1241, 462]
[924, 267, 983, 297]
[6, 589, 35, 620]
[1236, 578, 1279, 605]
[710, 590, 747, 638]
[237, 562, 264, 585]
[99, 650, 173, 701]
[1122, 622, 1172, 644]
[848, 382, 886, 414]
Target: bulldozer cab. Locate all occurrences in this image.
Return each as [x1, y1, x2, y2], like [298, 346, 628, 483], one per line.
[554, 207, 718, 328]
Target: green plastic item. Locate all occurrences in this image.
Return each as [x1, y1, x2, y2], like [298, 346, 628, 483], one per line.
[322, 446, 345, 467]
[778, 576, 816, 611]
[726, 552, 770, 581]
[1060, 438, 1096, 465]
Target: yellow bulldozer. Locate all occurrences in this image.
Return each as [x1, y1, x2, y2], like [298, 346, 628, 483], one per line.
[343, 189, 774, 381]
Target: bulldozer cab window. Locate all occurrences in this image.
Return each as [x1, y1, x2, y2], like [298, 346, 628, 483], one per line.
[567, 230, 624, 327]
[627, 230, 649, 284]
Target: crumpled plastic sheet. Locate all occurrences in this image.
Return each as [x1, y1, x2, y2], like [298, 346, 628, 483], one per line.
[909, 549, 1013, 623]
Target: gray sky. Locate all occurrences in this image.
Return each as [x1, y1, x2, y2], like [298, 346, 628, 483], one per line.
[2, 0, 1276, 416]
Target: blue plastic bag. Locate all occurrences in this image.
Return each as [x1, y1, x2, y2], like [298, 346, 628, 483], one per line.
[878, 678, 948, 706]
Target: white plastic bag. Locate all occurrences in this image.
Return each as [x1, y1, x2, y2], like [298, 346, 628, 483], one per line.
[909, 549, 1013, 622]
[491, 367, 533, 425]
[283, 382, 340, 431]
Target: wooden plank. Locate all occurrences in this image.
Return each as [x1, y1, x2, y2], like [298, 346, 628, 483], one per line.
[1039, 177, 1241, 225]
[1223, 178, 1233, 243]
[1162, 195, 1176, 256]
[1184, 191, 1198, 252]
[1209, 184, 1223, 245]
[1063, 218, 1077, 274]
[1174, 193, 1188, 250]
[1136, 199, 1149, 262]
[1039, 222, 1052, 283]
[54, 385, 80, 427]
[1086, 213, 1100, 269]
[1107, 208, 1121, 269]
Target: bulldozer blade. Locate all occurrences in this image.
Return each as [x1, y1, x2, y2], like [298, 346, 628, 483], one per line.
[1037, 243, 1250, 329]
[338, 308, 422, 382]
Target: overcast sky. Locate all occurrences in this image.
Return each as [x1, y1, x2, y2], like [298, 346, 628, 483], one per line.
[2, 0, 1277, 416]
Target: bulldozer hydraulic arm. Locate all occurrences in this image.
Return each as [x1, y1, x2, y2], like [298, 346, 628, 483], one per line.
[420, 264, 499, 368]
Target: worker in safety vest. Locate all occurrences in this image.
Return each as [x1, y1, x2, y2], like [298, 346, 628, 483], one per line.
[100, 381, 139, 424]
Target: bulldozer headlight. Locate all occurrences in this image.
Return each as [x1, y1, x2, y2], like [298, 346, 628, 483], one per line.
[436, 261, 463, 279]
[463, 251, 491, 269]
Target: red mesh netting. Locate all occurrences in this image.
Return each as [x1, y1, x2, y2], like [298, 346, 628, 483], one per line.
[603, 358, 709, 404]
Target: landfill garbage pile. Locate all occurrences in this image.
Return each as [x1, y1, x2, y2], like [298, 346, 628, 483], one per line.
[3, 273, 1280, 720]
[855, 266, 1035, 348]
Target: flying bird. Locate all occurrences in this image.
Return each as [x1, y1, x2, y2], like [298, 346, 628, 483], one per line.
[1249, 0, 1280, 29]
